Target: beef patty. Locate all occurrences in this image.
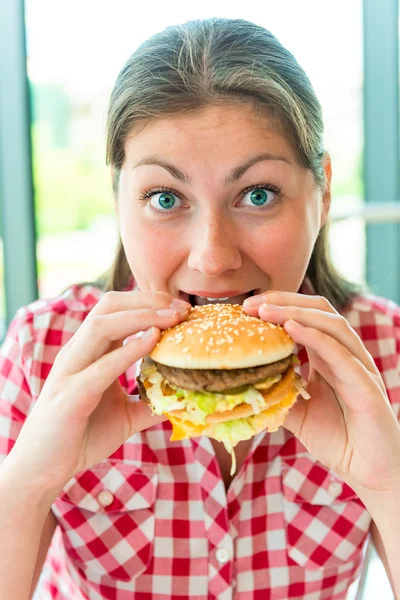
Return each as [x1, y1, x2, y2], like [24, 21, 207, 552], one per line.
[137, 377, 150, 404]
[154, 356, 292, 392]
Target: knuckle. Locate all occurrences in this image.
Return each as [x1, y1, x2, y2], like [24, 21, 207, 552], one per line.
[371, 370, 382, 384]
[289, 306, 301, 319]
[54, 336, 75, 363]
[87, 314, 107, 337]
[331, 312, 343, 323]
[154, 291, 170, 299]
[313, 327, 325, 343]
[153, 291, 173, 305]
[91, 358, 107, 381]
[61, 336, 74, 352]
[100, 291, 119, 310]
[54, 344, 68, 363]
[344, 317, 353, 331]
[337, 314, 351, 330]
[330, 312, 350, 333]
[265, 291, 278, 302]
[316, 295, 335, 313]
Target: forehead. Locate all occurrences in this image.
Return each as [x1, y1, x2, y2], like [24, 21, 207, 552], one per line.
[124, 104, 299, 166]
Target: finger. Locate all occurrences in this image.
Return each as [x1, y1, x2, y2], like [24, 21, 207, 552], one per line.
[282, 374, 346, 447]
[301, 346, 355, 411]
[258, 304, 379, 376]
[73, 326, 161, 413]
[91, 290, 189, 315]
[244, 291, 336, 315]
[63, 291, 190, 357]
[284, 320, 386, 413]
[125, 394, 168, 434]
[61, 308, 187, 375]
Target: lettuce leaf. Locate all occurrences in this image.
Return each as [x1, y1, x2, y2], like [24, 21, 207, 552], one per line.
[174, 388, 218, 414]
[146, 388, 184, 414]
[139, 364, 266, 422]
[209, 418, 256, 448]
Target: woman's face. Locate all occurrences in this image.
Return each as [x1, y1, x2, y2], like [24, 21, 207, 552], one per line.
[116, 104, 330, 305]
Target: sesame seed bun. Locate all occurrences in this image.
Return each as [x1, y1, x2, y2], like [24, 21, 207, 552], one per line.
[149, 303, 295, 369]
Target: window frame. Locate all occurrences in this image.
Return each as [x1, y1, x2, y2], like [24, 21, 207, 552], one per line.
[0, 0, 38, 332]
[363, 0, 400, 303]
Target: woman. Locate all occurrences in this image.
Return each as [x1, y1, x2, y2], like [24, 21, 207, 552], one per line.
[1, 17, 400, 600]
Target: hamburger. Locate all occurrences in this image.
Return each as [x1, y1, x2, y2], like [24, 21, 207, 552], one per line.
[138, 303, 308, 474]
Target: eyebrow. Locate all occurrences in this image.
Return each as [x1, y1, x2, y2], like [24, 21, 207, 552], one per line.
[131, 152, 291, 185]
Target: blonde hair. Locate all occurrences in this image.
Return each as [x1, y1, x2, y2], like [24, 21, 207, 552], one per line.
[96, 17, 361, 309]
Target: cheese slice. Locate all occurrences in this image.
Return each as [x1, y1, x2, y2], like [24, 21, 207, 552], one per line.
[166, 414, 206, 441]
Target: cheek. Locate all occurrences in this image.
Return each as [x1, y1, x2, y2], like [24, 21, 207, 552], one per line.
[253, 223, 301, 265]
[246, 211, 317, 286]
[119, 214, 184, 287]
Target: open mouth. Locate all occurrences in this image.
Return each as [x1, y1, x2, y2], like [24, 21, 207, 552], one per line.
[180, 290, 257, 307]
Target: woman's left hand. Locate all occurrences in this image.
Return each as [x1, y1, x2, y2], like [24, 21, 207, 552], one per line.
[243, 291, 400, 494]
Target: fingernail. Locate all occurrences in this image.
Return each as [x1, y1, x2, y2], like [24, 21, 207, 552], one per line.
[171, 299, 191, 313]
[142, 326, 157, 339]
[156, 308, 177, 317]
[285, 319, 302, 329]
[261, 303, 282, 311]
[244, 295, 265, 307]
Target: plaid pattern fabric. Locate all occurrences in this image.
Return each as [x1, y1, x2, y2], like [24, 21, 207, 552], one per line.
[1, 281, 400, 599]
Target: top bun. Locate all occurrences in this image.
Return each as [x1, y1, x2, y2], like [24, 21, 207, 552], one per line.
[149, 303, 295, 369]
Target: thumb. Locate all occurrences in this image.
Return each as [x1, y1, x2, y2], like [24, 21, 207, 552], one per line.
[282, 396, 308, 439]
[125, 394, 168, 434]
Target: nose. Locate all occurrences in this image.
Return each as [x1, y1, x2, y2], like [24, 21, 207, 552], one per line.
[187, 215, 242, 277]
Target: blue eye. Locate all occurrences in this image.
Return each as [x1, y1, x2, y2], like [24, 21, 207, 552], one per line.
[242, 187, 277, 207]
[250, 189, 269, 206]
[150, 191, 181, 211]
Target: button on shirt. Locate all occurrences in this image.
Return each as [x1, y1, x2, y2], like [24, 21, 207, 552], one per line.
[1, 280, 400, 599]
[97, 489, 114, 508]
[216, 548, 230, 565]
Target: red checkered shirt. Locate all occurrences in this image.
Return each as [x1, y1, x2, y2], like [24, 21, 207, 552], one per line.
[1, 280, 400, 600]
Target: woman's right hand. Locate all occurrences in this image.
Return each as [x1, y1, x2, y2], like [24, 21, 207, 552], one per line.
[2, 291, 190, 499]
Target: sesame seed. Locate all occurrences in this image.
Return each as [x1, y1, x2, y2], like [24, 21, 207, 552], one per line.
[159, 303, 287, 358]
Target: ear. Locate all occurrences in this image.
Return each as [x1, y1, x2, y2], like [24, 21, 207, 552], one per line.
[111, 167, 119, 214]
[320, 151, 332, 228]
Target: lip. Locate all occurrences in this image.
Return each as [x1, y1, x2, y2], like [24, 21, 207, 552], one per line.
[179, 289, 258, 304]
[184, 290, 249, 298]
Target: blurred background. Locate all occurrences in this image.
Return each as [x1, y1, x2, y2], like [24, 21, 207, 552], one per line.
[0, 1, 398, 597]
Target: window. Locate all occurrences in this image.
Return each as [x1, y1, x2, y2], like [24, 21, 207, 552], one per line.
[25, 0, 364, 299]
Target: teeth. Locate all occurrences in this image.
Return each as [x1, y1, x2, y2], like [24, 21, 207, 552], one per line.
[206, 297, 230, 301]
